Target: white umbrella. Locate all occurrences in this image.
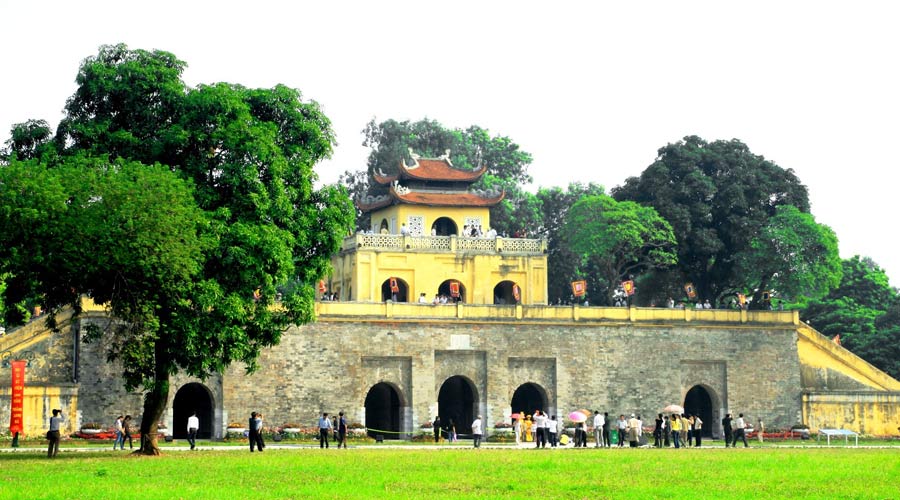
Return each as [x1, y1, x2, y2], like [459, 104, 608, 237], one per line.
[662, 404, 684, 414]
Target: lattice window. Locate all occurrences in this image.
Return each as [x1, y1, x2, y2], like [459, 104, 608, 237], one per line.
[502, 238, 542, 254]
[464, 217, 482, 228]
[407, 216, 425, 236]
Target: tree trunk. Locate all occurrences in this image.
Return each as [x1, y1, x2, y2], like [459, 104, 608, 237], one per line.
[137, 348, 171, 456]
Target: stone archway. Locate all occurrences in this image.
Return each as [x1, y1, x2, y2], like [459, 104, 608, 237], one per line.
[365, 382, 403, 440]
[431, 217, 457, 236]
[511, 382, 548, 421]
[173, 383, 214, 439]
[438, 376, 478, 435]
[438, 279, 466, 303]
[381, 277, 409, 302]
[684, 385, 715, 437]
[493, 280, 521, 304]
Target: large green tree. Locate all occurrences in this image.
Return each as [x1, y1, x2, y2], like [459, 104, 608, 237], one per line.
[535, 183, 606, 304]
[800, 256, 900, 378]
[0, 44, 354, 454]
[342, 118, 533, 234]
[562, 194, 677, 305]
[734, 205, 841, 307]
[612, 136, 810, 304]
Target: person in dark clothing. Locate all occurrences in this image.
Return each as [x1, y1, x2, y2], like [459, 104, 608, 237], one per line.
[433, 416, 442, 443]
[337, 412, 348, 449]
[722, 413, 733, 448]
[602, 412, 611, 447]
[122, 415, 134, 450]
[663, 416, 671, 447]
[249, 412, 265, 452]
[654, 414, 664, 447]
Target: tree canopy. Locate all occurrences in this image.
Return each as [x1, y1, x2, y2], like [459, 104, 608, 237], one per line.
[0, 44, 354, 454]
[800, 256, 900, 378]
[562, 194, 677, 305]
[612, 136, 810, 304]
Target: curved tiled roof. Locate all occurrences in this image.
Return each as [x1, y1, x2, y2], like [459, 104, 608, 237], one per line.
[389, 185, 504, 207]
[399, 157, 486, 182]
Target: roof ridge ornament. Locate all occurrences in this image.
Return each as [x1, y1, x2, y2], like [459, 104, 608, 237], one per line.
[404, 148, 421, 169]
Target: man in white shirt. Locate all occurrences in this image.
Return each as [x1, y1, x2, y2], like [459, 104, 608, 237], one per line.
[617, 415, 627, 447]
[593, 411, 605, 448]
[547, 415, 559, 447]
[732, 413, 749, 447]
[318, 412, 333, 449]
[187, 412, 199, 450]
[113, 415, 125, 450]
[471, 415, 483, 448]
[533, 411, 546, 448]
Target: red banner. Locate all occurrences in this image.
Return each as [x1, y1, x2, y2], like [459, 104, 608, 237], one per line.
[449, 281, 460, 298]
[622, 280, 635, 296]
[389, 278, 399, 293]
[318, 279, 327, 293]
[512, 284, 521, 302]
[684, 282, 696, 299]
[571, 280, 587, 297]
[9, 360, 25, 434]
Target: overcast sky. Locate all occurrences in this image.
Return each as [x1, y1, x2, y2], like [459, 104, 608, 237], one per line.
[2, 1, 898, 285]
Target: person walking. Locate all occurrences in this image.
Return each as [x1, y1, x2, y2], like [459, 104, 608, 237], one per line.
[113, 415, 125, 450]
[448, 418, 457, 442]
[471, 415, 483, 448]
[433, 416, 442, 443]
[187, 412, 199, 450]
[47, 409, 63, 458]
[337, 412, 348, 449]
[122, 415, 134, 450]
[616, 415, 627, 447]
[513, 414, 522, 445]
[732, 413, 749, 447]
[722, 413, 733, 448]
[757, 418, 765, 443]
[663, 415, 671, 447]
[318, 412, 333, 448]
[593, 411, 605, 448]
[249, 412, 265, 452]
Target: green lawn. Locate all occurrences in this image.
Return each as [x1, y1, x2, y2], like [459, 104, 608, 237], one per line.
[1, 447, 898, 499]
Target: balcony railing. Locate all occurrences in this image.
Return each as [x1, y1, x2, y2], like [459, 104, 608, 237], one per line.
[341, 234, 547, 255]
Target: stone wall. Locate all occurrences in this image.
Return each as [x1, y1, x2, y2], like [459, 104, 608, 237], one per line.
[222, 318, 804, 437]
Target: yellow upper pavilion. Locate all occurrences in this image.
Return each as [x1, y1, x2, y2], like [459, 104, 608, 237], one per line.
[328, 150, 548, 305]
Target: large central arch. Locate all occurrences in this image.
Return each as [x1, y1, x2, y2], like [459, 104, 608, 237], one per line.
[511, 382, 548, 421]
[365, 382, 402, 440]
[684, 385, 714, 437]
[431, 217, 457, 236]
[438, 376, 478, 434]
[173, 383, 214, 439]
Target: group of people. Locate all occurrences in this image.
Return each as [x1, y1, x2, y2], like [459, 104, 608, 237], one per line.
[431, 416, 459, 443]
[317, 411, 348, 449]
[652, 413, 704, 448]
[112, 415, 134, 450]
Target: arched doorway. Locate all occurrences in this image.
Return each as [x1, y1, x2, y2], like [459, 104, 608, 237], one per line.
[381, 277, 409, 302]
[431, 217, 458, 236]
[511, 383, 547, 421]
[173, 383, 214, 439]
[438, 376, 477, 435]
[684, 385, 714, 437]
[493, 280, 521, 304]
[438, 279, 466, 303]
[365, 382, 402, 440]
[378, 218, 389, 233]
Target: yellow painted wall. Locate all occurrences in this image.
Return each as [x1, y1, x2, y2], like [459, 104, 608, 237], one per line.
[331, 247, 548, 305]
[369, 205, 491, 235]
[10, 385, 79, 436]
[802, 393, 900, 436]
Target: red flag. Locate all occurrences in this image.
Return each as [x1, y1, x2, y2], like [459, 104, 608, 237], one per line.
[571, 280, 587, 297]
[9, 360, 25, 434]
[684, 283, 696, 299]
[390, 278, 399, 293]
[318, 279, 327, 293]
[512, 284, 521, 302]
[622, 280, 635, 296]
[449, 281, 460, 298]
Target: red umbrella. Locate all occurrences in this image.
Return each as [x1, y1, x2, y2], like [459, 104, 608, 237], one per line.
[510, 412, 523, 419]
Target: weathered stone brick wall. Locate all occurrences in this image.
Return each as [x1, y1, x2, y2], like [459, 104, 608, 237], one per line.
[221, 319, 803, 437]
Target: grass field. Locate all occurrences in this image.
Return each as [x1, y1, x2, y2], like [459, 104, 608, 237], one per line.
[1, 446, 898, 499]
